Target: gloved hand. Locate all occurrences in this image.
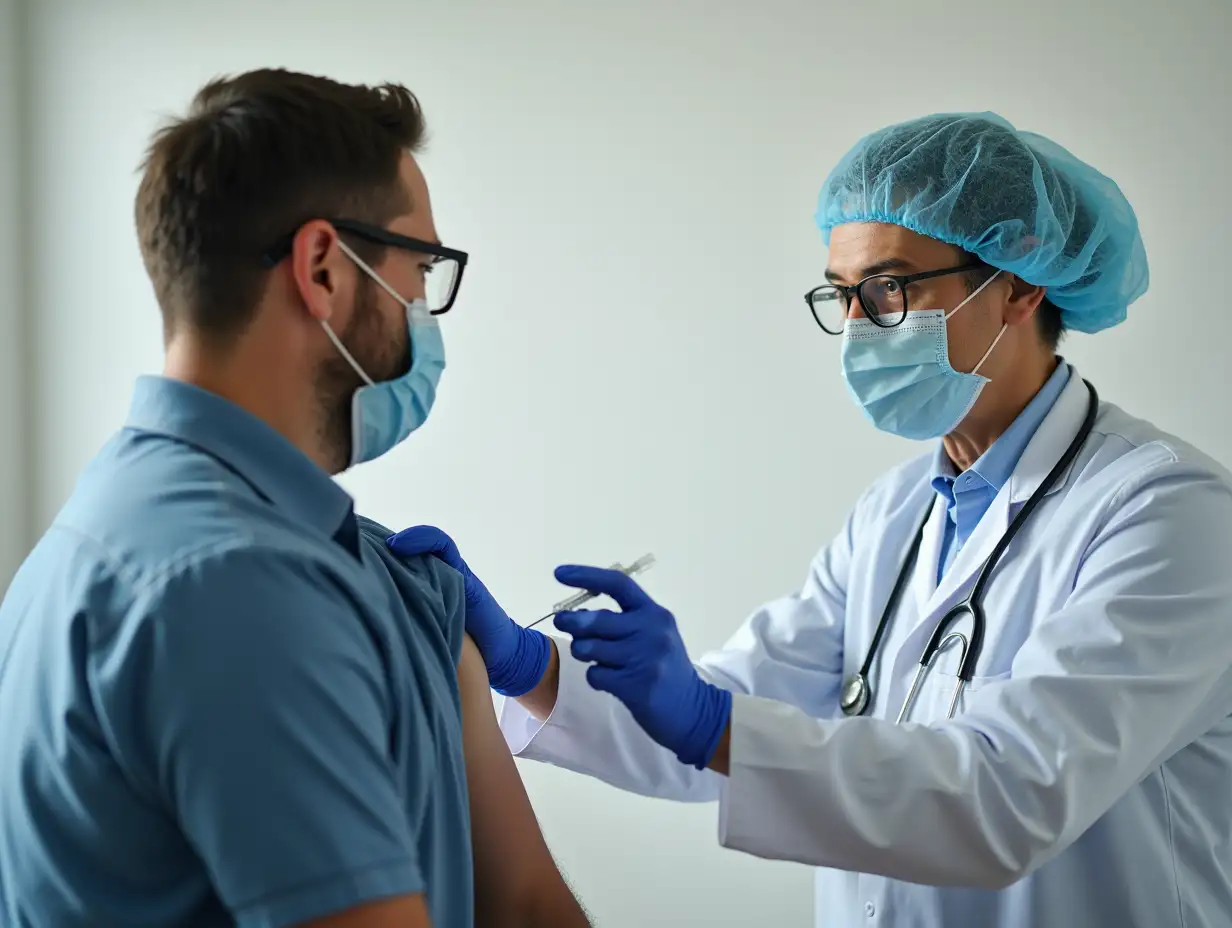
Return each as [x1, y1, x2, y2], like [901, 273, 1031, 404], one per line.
[385, 526, 550, 697]
[552, 566, 732, 770]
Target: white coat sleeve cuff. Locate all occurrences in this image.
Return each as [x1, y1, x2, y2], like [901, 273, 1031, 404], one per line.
[498, 640, 722, 802]
[717, 692, 841, 863]
[498, 640, 592, 758]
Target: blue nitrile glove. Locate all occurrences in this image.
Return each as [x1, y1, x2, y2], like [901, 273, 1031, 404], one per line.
[385, 526, 550, 697]
[551, 566, 732, 770]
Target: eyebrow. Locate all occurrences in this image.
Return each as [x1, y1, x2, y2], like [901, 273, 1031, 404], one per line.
[824, 257, 916, 284]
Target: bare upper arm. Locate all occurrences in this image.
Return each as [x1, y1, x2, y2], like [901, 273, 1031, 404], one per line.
[295, 893, 431, 927]
[457, 634, 560, 919]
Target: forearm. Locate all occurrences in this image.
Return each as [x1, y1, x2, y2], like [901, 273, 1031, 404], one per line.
[512, 636, 560, 721]
[527, 885, 591, 927]
[484, 877, 590, 928]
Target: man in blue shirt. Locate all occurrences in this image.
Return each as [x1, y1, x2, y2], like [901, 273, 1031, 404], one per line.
[0, 69, 589, 928]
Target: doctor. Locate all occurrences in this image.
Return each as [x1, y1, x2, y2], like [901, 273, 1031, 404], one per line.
[389, 112, 1232, 926]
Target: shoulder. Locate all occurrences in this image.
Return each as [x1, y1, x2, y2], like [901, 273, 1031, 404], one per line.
[119, 542, 369, 671]
[866, 449, 935, 500]
[70, 540, 389, 767]
[796, 449, 934, 569]
[14, 434, 358, 672]
[356, 516, 467, 663]
[51, 428, 322, 592]
[1060, 403, 1232, 576]
[1082, 401, 1232, 515]
[1091, 401, 1232, 479]
[86, 541, 394, 759]
[851, 449, 935, 526]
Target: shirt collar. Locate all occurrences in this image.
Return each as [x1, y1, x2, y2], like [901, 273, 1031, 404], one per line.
[124, 374, 354, 539]
[930, 360, 1073, 494]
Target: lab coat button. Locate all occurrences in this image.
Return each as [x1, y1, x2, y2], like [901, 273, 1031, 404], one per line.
[865, 901, 875, 917]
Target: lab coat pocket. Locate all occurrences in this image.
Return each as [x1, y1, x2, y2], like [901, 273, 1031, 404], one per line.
[908, 668, 1012, 723]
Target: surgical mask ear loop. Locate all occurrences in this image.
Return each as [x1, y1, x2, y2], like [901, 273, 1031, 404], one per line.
[319, 238, 417, 387]
[970, 323, 1008, 376]
[943, 269, 1002, 321]
[943, 269, 1006, 377]
[320, 322, 376, 387]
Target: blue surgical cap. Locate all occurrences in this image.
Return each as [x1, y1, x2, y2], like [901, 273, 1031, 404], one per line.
[815, 112, 1149, 334]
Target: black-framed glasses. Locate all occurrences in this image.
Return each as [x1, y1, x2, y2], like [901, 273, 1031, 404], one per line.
[260, 218, 470, 315]
[805, 262, 984, 334]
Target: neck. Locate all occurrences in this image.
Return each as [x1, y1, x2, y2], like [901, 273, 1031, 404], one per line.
[163, 334, 333, 472]
[943, 352, 1058, 472]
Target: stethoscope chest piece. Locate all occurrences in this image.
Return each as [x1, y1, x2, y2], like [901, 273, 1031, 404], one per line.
[840, 672, 871, 717]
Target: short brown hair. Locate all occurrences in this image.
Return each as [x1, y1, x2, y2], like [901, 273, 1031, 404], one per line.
[135, 68, 426, 343]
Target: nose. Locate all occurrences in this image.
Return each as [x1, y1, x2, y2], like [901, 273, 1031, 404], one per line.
[844, 288, 868, 321]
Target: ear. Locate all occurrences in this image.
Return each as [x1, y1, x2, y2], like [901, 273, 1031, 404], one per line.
[289, 220, 350, 325]
[1003, 274, 1047, 327]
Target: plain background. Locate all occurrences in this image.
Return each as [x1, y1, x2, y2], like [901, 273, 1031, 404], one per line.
[1, 0, 1230, 924]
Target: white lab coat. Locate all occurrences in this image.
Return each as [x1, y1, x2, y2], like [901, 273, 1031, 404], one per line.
[501, 368, 1232, 927]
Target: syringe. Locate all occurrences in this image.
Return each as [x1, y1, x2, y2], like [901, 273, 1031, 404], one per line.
[525, 553, 657, 629]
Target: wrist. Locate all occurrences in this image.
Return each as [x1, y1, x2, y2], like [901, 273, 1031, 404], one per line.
[705, 719, 732, 776]
[489, 624, 551, 697]
[676, 680, 733, 771]
[513, 638, 560, 721]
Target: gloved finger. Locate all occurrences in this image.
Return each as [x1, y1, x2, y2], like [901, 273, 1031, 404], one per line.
[386, 525, 464, 569]
[569, 633, 644, 668]
[553, 565, 655, 613]
[585, 663, 623, 696]
[552, 608, 635, 641]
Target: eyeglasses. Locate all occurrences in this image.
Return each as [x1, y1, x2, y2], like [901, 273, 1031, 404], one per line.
[805, 263, 985, 334]
[260, 218, 470, 315]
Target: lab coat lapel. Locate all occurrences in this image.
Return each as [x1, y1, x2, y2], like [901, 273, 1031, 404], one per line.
[1006, 367, 1091, 506]
[922, 484, 1011, 628]
[911, 494, 947, 613]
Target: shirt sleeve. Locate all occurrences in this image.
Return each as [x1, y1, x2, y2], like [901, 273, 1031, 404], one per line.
[91, 544, 422, 928]
[356, 514, 466, 667]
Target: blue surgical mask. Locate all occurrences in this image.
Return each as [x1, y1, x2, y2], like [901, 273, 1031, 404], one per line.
[324, 241, 446, 466]
[840, 271, 1004, 441]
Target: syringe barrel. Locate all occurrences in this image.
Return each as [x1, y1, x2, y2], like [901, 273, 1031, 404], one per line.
[549, 554, 655, 614]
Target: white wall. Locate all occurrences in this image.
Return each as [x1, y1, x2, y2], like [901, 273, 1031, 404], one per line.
[0, 0, 27, 589]
[20, 0, 1232, 924]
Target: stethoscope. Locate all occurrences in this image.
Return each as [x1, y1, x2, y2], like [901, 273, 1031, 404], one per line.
[839, 379, 1100, 724]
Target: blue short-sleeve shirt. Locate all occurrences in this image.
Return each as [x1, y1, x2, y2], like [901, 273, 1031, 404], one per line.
[0, 376, 473, 928]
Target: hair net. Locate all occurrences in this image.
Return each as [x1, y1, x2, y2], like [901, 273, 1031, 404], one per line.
[815, 112, 1149, 334]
